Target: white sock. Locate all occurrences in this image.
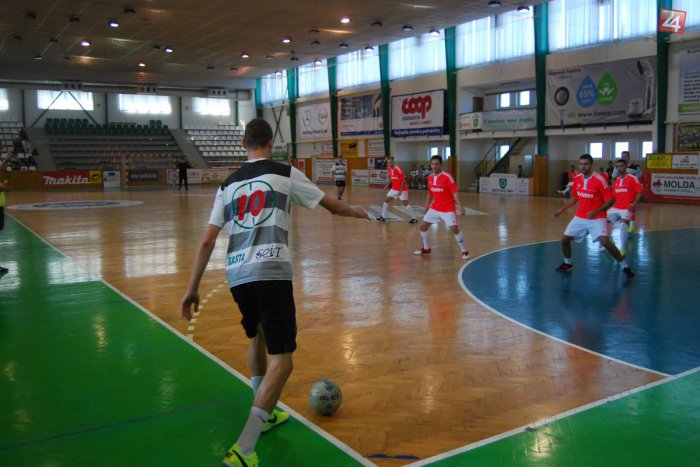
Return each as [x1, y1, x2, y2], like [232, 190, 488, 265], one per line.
[406, 204, 416, 219]
[454, 232, 466, 252]
[619, 224, 629, 249]
[381, 202, 389, 218]
[421, 231, 430, 249]
[620, 259, 629, 268]
[251, 375, 264, 396]
[237, 406, 269, 455]
[564, 257, 572, 265]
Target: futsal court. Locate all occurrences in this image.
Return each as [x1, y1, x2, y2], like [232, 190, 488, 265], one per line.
[1, 185, 699, 466]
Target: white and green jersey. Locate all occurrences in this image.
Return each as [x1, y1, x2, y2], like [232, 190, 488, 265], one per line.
[208, 159, 324, 287]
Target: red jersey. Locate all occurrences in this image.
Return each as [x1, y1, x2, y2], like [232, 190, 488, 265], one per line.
[568, 170, 578, 183]
[387, 165, 407, 191]
[572, 172, 611, 219]
[428, 171, 457, 212]
[599, 171, 610, 184]
[612, 175, 642, 209]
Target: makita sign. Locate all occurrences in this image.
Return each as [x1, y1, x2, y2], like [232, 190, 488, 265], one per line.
[391, 89, 445, 137]
[42, 171, 102, 187]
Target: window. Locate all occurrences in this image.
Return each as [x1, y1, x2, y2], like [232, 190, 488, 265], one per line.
[37, 90, 94, 110]
[642, 140, 653, 158]
[389, 32, 446, 80]
[674, 1, 700, 29]
[498, 144, 510, 159]
[260, 71, 287, 105]
[498, 93, 511, 108]
[444, 146, 451, 160]
[0, 89, 8, 110]
[588, 142, 604, 159]
[298, 61, 329, 97]
[337, 49, 380, 89]
[456, 7, 534, 68]
[518, 90, 531, 107]
[549, 0, 657, 51]
[427, 146, 451, 160]
[429, 146, 440, 158]
[118, 94, 171, 114]
[192, 97, 230, 116]
[614, 141, 629, 159]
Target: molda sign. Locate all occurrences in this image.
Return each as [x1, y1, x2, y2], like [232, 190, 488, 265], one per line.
[391, 90, 444, 137]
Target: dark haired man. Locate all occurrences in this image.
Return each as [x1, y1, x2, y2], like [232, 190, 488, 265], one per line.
[414, 155, 469, 259]
[554, 154, 634, 278]
[181, 118, 369, 467]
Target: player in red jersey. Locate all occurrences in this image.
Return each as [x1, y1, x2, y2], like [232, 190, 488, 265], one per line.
[554, 154, 634, 278]
[414, 155, 469, 260]
[607, 159, 643, 257]
[376, 157, 417, 223]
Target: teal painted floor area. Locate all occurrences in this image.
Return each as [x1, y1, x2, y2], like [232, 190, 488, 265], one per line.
[461, 228, 700, 375]
[419, 368, 700, 467]
[0, 217, 367, 466]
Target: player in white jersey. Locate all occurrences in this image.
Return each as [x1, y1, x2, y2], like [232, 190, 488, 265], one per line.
[333, 155, 347, 200]
[181, 119, 368, 467]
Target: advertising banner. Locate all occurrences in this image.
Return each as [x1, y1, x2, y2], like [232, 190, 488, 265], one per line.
[673, 154, 699, 170]
[339, 94, 383, 136]
[460, 109, 537, 132]
[369, 169, 388, 186]
[675, 123, 700, 151]
[351, 170, 369, 186]
[42, 170, 102, 187]
[297, 102, 331, 140]
[488, 173, 518, 194]
[649, 173, 700, 198]
[647, 154, 673, 169]
[316, 159, 336, 183]
[339, 140, 359, 158]
[271, 144, 288, 162]
[546, 57, 657, 126]
[128, 170, 159, 183]
[678, 48, 700, 114]
[391, 90, 445, 137]
[103, 170, 120, 188]
[367, 139, 385, 157]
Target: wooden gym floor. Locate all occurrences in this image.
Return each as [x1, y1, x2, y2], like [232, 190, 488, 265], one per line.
[2, 185, 699, 465]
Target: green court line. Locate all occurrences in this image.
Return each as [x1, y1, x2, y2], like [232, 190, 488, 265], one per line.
[0, 216, 371, 466]
[411, 368, 700, 466]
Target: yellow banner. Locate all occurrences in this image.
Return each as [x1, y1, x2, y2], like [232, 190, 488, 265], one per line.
[646, 153, 672, 169]
[339, 140, 359, 158]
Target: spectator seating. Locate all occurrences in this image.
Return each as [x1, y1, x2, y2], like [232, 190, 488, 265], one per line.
[186, 124, 246, 169]
[45, 118, 183, 170]
[1, 120, 37, 171]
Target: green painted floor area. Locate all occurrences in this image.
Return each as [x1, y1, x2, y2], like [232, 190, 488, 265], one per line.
[0, 217, 367, 466]
[420, 369, 700, 466]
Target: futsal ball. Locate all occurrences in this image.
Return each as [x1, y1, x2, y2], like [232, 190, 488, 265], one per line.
[308, 380, 343, 415]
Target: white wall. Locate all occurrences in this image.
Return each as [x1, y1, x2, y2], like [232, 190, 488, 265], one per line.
[0, 88, 24, 123]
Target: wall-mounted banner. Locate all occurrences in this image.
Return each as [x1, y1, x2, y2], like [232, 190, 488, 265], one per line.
[297, 102, 331, 140]
[546, 57, 657, 126]
[367, 139, 385, 157]
[391, 89, 445, 137]
[459, 109, 536, 132]
[315, 159, 336, 184]
[679, 48, 700, 114]
[339, 94, 383, 136]
[339, 140, 359, 158]
[42, 170, 102, 187]
[675, 123, 700, 151]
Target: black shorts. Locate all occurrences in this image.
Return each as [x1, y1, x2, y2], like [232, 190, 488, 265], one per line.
[230, 280, 297, 355]
[335, 180, 346, 187]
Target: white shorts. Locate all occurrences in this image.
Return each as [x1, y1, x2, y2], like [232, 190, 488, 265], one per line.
[564, 217, 608, 243]
[387, 189, 409, 201]
[607, 207, 631, 223]
[423, 208, 458, 227]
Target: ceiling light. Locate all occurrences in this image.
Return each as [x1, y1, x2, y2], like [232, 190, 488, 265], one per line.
[241, 52, 249, 58]
[207, 65, 214, 70]
[308, 28, 319, 34]
[153, 45, 161, 50]
[517, 5, 530, 14]
[488, 0, 501, 6]
[371, 20, 383, 27]
[339, 42, 349, 48]
[26, 12, 36, 20]
[275, 70, 283, 76]
[282, 37, 292, 44]
[63, 56, 70, 61]
[340, 17, 351, 24]
[402, 24, 413, 32]
[108, 19, 119, 28]
[124, 7, 136, 14]
[69, 15, 80, 23]
[429, 28, 440, 36]
[138, 61, 146, 67]
[49, 38, 58, 44]
[164, 46, 173, 53]
[314, 58, 322, 65]
[34, 54, 43, 60]
[364, 46, 374, 52]
[230, 67, 238, 71]
[81, 39, 91, 47]
[266, 55, 274, 60]
[291, 56, 299, 61]
[310, 39, 320, 46]
[13, 35, 22, 42]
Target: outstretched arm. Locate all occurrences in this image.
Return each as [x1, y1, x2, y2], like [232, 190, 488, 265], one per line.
[319, 194, 369, 219]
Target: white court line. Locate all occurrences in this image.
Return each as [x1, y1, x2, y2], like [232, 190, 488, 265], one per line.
[408, 366, 700, 466]
[10, 214, 375, 467]
[457, 239, 669, 378]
